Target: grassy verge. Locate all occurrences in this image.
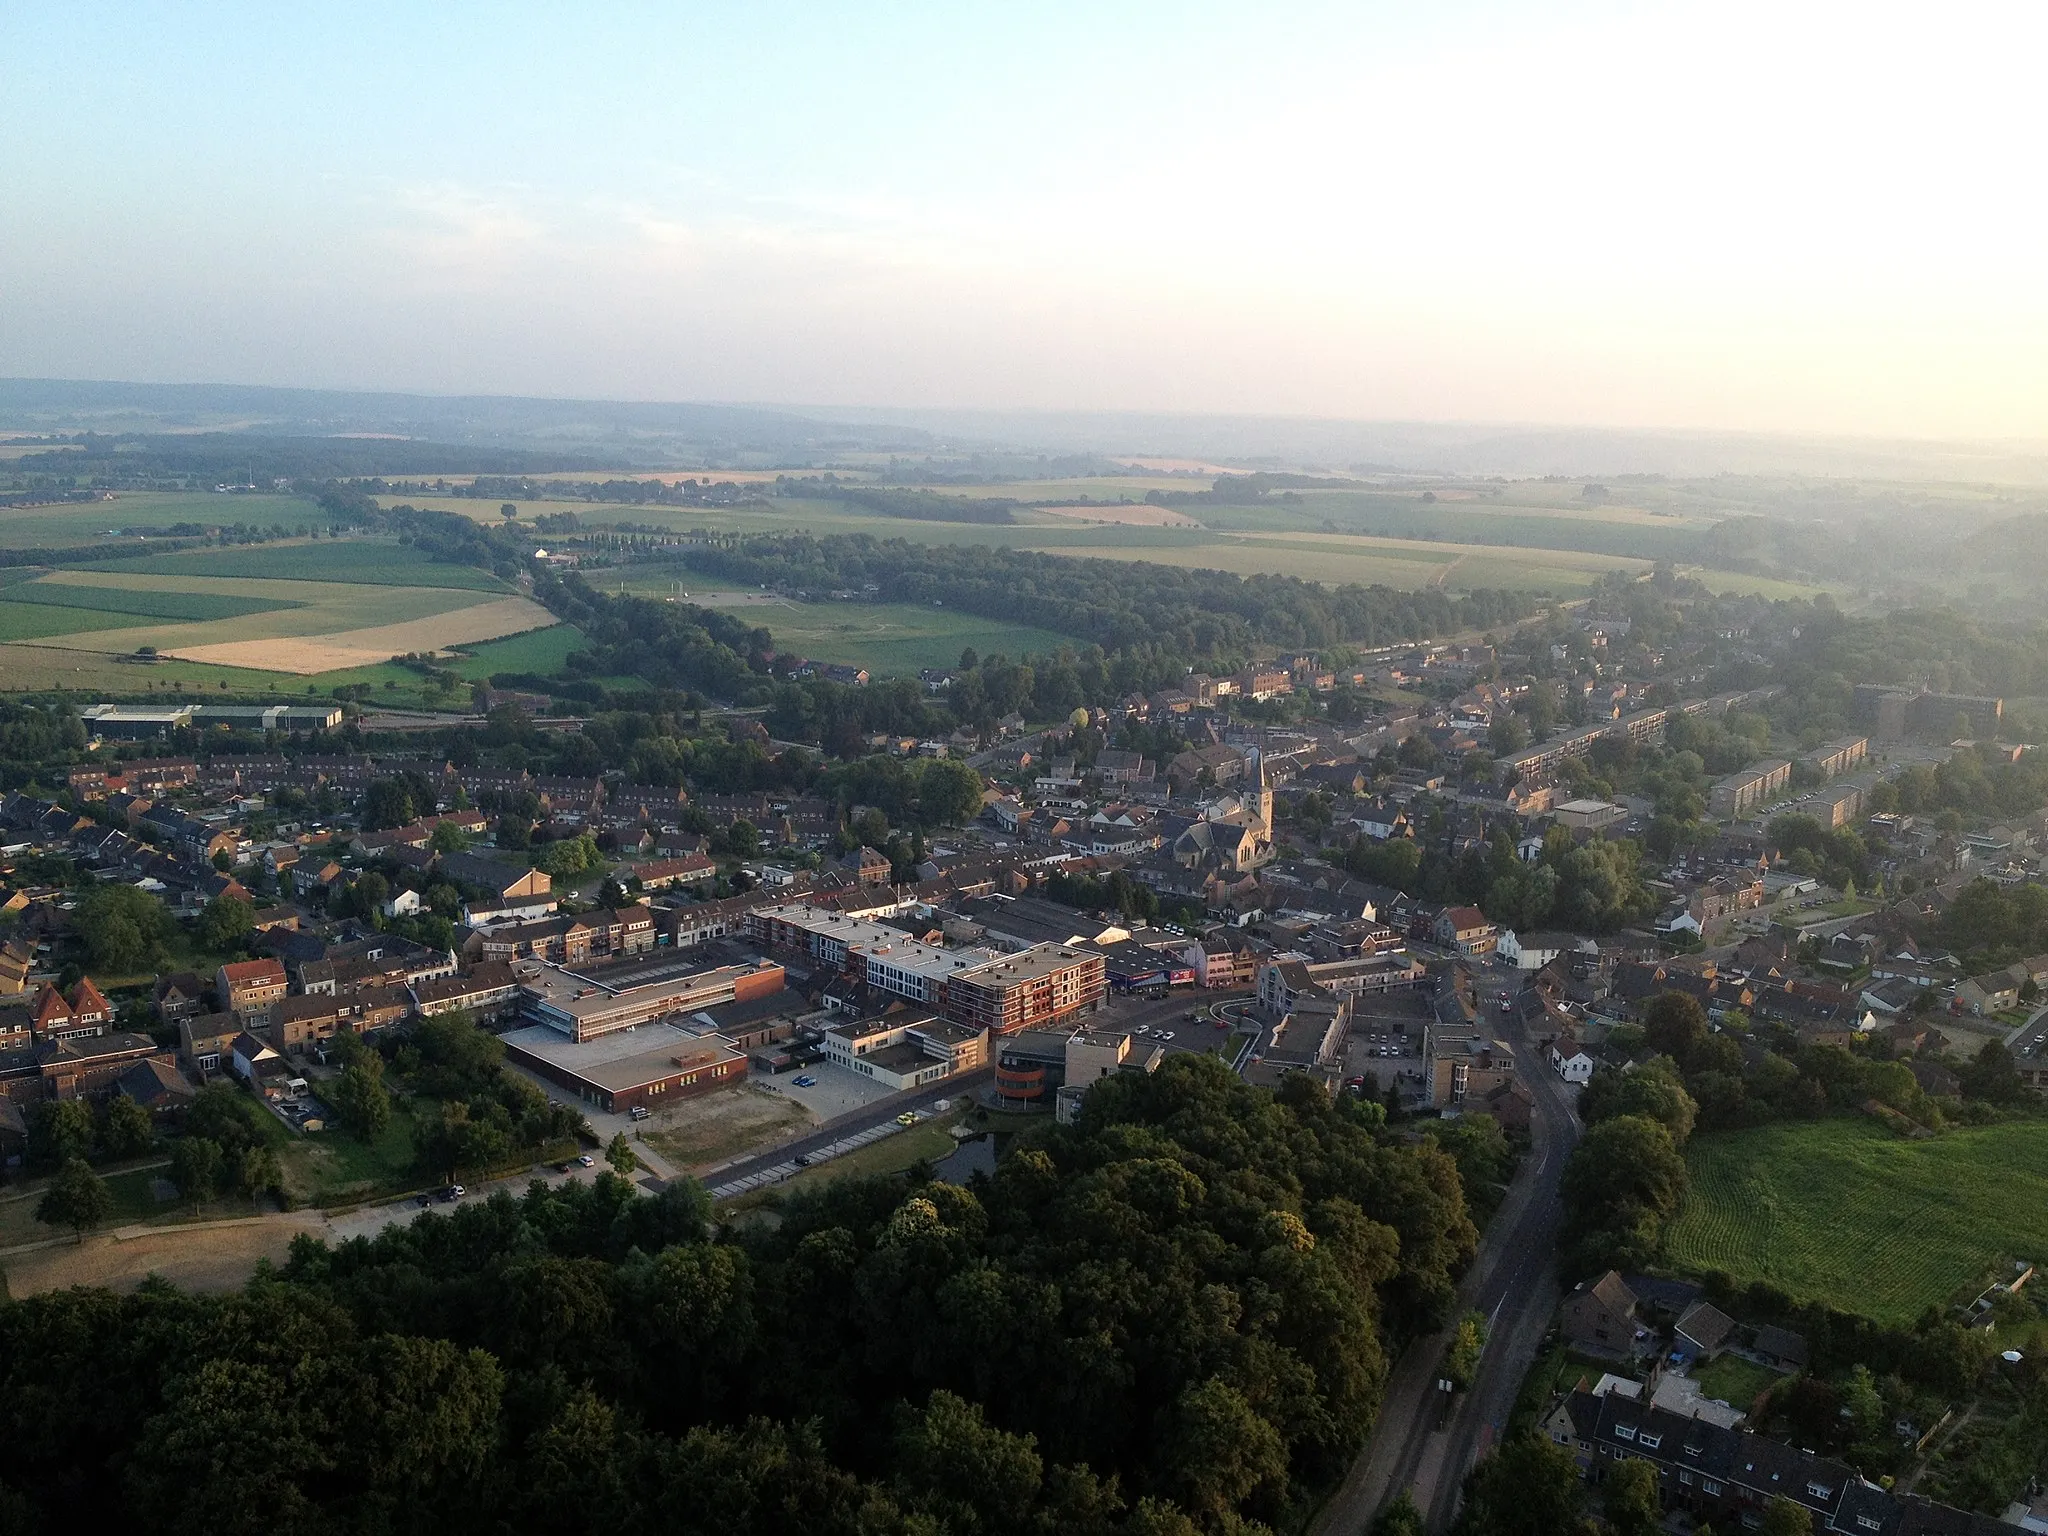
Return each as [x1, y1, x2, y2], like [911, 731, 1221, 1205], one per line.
[721, 1109, 971, 1211]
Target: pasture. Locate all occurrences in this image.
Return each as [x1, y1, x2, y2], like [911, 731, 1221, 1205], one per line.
[1663, 1116, 2048, 1325]
[617, 577, 1075, 674]
[447, 624, 587, 679]
[0, 491, 319, 548]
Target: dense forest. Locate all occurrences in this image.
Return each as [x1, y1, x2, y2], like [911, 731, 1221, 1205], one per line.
[0, 1057, 1475, 1536]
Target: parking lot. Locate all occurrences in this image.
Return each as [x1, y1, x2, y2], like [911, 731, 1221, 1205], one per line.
[755, 1063, 900, 1118]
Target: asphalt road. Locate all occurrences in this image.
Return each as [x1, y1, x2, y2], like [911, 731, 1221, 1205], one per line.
[1312, 981, 1584, 1535]
[702, 1067, 996, 1190]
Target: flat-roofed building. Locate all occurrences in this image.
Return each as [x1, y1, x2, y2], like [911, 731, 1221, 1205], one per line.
[1709, 759, 1792, 819]
[1427, 1033, 1517, 1108]
[1800, 736, 1869, 780]
[746, 904, 908, 969]
[822, 1012, 987, 1090]
[519, 954, 785, 1042]
[943, 943, 1107, 1036]
[501, 1020, 748, 1113]
[857, 937, 1002, 1005]
[1554, 798, 1626, 833]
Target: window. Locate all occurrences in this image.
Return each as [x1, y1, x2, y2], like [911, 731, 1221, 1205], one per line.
[1614, 1425, 1636, 1442]
[1701, 1480, 1722, 1495]
[1638, 1434, 1662, 1450]
[1857, 1519, 1880, 1532]
[1806, 1483, 1832, 1500]
[1678, 1471, 1693, 1486]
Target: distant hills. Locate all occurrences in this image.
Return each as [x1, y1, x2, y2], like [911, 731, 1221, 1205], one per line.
[6, 377, 2048, 482]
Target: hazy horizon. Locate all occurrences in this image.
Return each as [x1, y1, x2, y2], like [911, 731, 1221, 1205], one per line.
[6, 1, 2045, 442]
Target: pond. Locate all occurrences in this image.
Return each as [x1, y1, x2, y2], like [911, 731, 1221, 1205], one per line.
[930, 1131, 998, 1183]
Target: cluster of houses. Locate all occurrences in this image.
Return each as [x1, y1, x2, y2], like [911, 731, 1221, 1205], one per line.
[1540, 1271, 2010, 1535]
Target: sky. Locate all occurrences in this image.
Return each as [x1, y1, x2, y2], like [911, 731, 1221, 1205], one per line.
[4, 0, 2045, 440]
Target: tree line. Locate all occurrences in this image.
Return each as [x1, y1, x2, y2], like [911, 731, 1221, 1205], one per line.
[0, 1055, 1478, 1535]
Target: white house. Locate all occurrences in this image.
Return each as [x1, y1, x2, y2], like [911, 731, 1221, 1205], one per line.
[1551, 1041, 1595, 1084]
[1498, 930, 1590, 970]
[381, 888, 423, 918]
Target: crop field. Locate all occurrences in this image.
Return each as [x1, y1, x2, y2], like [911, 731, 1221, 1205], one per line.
[0, 602, 156, 643]
[1664, 1117, 2048, 1324]
[0, 560, 563, 695]
[80, 537, 512, 591]
[169, 595, 555, 673]
[0, 579, 298, 621]
[0, 491, 320, 548]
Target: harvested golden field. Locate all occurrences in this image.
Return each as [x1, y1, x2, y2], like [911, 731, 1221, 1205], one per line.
[166, 595, 556, 672]
[1025, 501, 1201, 527]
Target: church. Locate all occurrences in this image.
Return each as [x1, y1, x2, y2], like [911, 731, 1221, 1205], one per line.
[1169, 749, 1276, 875]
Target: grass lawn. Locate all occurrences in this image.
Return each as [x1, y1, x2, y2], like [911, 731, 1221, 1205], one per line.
[1665, 1116, 2048, 1325]
[1689, 1353, 1787, 1410]
[0, 1160, 177, 1248]
[279, 1107, 423, 1209]
[722, 1109, 969, 1209]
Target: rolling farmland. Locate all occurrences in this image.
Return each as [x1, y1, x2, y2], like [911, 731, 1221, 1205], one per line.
[0, 541, 565, 696]
[78, 537, 512, 590]
[0, 490, 321, 547]
[0, 581, 299, 621]
[1664, 1117, 2048, 1324]
[377, 490, 1823, 600]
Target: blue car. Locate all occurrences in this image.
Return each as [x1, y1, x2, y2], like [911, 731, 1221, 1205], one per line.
[791, 1074, 818, 1088]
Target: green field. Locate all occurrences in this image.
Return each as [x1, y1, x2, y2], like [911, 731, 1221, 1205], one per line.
[633, 586, 1075, 674]
[0, 578, 300, 621]
[1665, 1117, 2048, 1324]
[0, 491, 320, 548]
[0, 602, 156, 643]
[77, 538, 511, 591]
[447, 624, 586, 678]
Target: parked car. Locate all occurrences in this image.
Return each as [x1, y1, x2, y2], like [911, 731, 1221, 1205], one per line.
[441, 1185, 465, 1202]
[791, 1075, 818, 1088]
[896, 1112, 918, 1126]
[577, 1154, 595, 1168]
[628, 1105, 650, 1121]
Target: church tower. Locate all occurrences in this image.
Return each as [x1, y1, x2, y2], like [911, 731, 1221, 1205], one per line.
[1249, 747, 1272, 836]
